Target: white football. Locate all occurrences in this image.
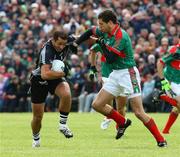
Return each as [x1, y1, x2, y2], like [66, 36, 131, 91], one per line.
[51, 60, 65, 72]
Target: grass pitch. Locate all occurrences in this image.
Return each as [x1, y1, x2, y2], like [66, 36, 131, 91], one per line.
[0, 112, 180, 157]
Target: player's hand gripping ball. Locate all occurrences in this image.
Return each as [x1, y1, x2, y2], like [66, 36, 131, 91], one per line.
[51, 60, 65, 72]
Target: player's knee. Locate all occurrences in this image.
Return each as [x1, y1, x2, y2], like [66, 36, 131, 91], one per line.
[63, 93, 71, 99]
[92, 101, 96, 110]
[134, 111, 143, 120]
[33, 114, 43, 123]
[172, 107, 179, 114]
[119, 110, 125, 117]
[92, 101, 99, 111]
[60, 91, 71, 100]
[177, 102, 180, 110]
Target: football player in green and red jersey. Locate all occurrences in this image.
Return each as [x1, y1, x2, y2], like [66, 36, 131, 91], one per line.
[68, 10, 167, 147]
[157, 43, 180, 134]
[89, 43, 127, 130]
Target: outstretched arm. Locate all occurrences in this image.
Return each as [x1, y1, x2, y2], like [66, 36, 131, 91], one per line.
[75, 29, 94, 45]
[67, 28, 95, 54]
[157, 59, 165, 79]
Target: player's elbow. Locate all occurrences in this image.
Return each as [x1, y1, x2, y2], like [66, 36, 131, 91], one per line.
[41, 65, 51, 80]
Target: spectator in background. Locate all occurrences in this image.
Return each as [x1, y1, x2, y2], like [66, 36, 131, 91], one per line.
[45, 94, 59, 112]
[3, 75, 19, 112]
[155, 37, 169, 58]
[143, 54, 156, 76]
[70, 64, 86, 98]
[78, 74, 98, 112]
[63, 18, 80, 35]
[142, 73, 156, 112]
[148, 33, 157, 53]
[0, 73, 6, 111]
[16, 75, 31, 112]
[0, 0, 179, 114]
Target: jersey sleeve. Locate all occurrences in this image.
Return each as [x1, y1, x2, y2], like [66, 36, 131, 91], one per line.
[104, 37, 126, 58]
[40, 45, 54, 65]
[103, 29, 126, 58]
[161, 53, 173, 64]
[90, 43, 102, 53]
[161, 46, 176, 64]
[93, 27, 104, 37]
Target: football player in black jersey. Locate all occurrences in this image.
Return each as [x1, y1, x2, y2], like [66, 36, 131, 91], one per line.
[30, 31, 76, 147]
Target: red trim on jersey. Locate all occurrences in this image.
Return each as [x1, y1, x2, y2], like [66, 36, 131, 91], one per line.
[170, 60, 180, 70]
[115, 28, 122, 40]
[169, 46, 177, 54]
[105, 44, 126, 58]
[159, 59, 165, 65]
[101, 55, 106, 62]
[106, 24, 124, 58]
[169, 44, 180, 54]
[108, 24, 123, 40]
[109, 24, 119, 36]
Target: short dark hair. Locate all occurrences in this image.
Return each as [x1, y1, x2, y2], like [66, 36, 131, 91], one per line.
[53, 31, 68, 41]
[98, 10, 117, 24]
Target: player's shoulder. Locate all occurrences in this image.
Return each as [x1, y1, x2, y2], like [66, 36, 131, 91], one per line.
[168, 44, 180, 54]
[94, 26, 104, 37]
[117, 28, 130, 42]
[121, 29, 129, 37]
[42, 39, 52, 48]
[41, 40, 55, 54]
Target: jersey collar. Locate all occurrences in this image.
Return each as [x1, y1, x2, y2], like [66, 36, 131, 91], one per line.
[108, 24, 119, 37]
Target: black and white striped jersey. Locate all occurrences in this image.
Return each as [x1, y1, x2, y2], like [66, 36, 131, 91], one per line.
[32, 36, 75, 77]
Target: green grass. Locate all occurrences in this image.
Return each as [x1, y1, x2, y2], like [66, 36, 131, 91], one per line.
[0, 112, 180, 157]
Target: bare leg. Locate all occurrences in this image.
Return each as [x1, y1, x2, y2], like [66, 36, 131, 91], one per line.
[31, 103, 44, 135]
[92, 88, 115, 114]
[130, 96, 150, 123]
[92, 88, 126, 126]
[31, 103, 44, 147]
[100, 99, 114, 130]
[55, 82, 72, 113]
[55, 82, 73, 138]
[130, 96, 166, 146]
[162, 107, 179, 134]
[116, 96, 127, 117]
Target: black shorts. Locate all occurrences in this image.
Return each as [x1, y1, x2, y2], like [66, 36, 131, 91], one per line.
[30, 75, 66, 103]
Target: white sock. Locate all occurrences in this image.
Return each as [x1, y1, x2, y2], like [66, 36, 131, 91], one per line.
[33, 132, 40, 141]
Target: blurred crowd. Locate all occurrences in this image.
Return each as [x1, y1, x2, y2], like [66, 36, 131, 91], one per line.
[0, 0, 179, 112]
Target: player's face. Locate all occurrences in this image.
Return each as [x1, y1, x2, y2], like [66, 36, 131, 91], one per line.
[53, 38, 67, 52]
[98, 19, 110, 33]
